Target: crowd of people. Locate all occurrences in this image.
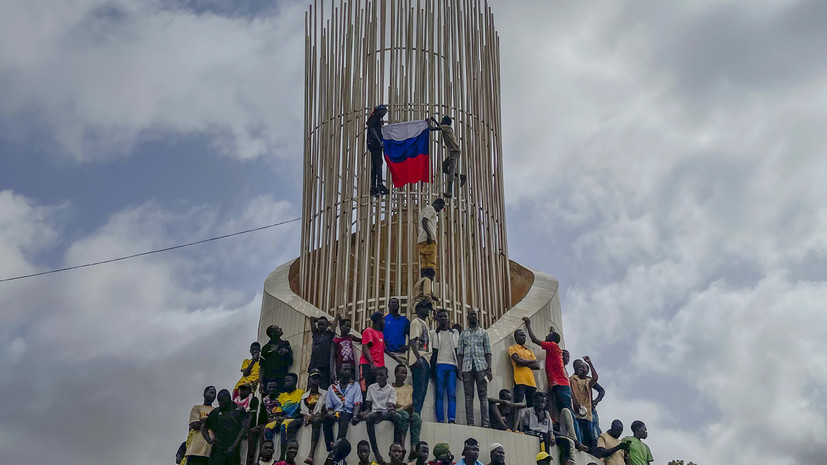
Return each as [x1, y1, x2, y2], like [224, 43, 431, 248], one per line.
[176, 301, 653, 465]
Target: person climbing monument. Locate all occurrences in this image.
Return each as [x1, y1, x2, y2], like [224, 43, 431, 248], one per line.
[417, 198, 445, 298]
[427, 116, 466, 199]
[367, 105, 390, 197]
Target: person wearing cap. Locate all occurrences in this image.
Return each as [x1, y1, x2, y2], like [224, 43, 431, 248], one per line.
[535, 452, 551, 465]
[487, 443, 505, 465]
[301, 368, 329, 465]
[458, 438, 484, 465]
[367, 105, 390, 196]
[427, 115, 467, 198]
[430, 443, 454, 465]
[234, 342, 261, 397]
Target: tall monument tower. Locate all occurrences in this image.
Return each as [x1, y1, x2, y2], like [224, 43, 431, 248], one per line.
[298, 0, 510, 329]
[253, 1, 574, 462]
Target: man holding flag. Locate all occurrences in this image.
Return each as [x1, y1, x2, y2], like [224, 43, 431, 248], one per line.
[428, 115, 467, 199]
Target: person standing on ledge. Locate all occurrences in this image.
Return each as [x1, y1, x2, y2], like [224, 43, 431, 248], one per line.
[367, 105, 389, 196]
[508, 328, 540, 407]
[309, 316, 335, 389]
[622, 421, 653, 465]
[596, 419, 629, 465]
[427, 116, 466, 198]
[384, 297, 410, 362]
[203, 389, 245, 465]
[408, 301, 432, 416]
[260, 325, 293, 395]
[570, 356, 599, 453]
[417, 198, 445, 291]
[457, 308, 492, 427]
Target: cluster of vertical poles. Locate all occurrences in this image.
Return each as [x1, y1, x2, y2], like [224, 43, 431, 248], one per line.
[299, 0, 510, 331]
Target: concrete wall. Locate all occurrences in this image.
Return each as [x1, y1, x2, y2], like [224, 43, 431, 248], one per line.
[258, 258, 596, 464]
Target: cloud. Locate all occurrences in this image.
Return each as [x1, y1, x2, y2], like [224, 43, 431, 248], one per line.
[0, 0, 306, 162]
[0, 192, 298, 465]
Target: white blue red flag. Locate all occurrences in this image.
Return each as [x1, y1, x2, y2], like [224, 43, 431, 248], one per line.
[381, 120, 430, 187]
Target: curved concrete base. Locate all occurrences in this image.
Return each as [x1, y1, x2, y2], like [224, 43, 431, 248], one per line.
[257, 258, 597, 464]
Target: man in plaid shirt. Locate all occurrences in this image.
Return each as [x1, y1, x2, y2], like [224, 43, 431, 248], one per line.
[457, 309, 492, 427]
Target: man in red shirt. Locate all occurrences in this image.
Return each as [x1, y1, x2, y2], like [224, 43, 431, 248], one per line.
[360, 311, 406, 389]
[522, 317, 583, 443]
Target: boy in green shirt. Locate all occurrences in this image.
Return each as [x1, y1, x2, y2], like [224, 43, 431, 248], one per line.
[622, 421, 653, 465]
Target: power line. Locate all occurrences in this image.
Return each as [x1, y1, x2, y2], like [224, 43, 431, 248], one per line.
[0, 217, 302, 284]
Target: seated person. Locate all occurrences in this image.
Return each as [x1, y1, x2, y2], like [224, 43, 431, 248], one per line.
[363, 366, 400, 464]
[488, 389, 525, 432]
[518, 391, 554, 453]
[260, 381, 284, 442]
[301, 368, 328, 465]
[277, 374, 305, 462]
[234, 383, 255, 412]
[391, 364, 422, 460]
[323, 365, 363, 449]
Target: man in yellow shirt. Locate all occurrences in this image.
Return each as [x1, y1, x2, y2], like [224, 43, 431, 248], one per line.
[234, 342, 261, 397]
[596, 419, 629, 465]
[507, 329, 540, 407]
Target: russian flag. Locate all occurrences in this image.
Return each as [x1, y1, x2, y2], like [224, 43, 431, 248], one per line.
[382, 120, 430, 188]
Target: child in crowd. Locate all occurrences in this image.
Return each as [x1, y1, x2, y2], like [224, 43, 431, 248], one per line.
[258, 440, 276, 465]
[301, 368, 328, 465]
[364, 366, 398, 464]
[356, 440, 379, 465]
[276, 439, 301, 465]
[277, 374, 305, 461]
[333, 316, 361, 379]
[234, 342, 261, 397]
[391, 364, 421, 460]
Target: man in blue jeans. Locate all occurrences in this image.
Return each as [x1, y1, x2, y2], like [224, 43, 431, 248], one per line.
[408, 301, 432, 414]
[431, 308, 459, 423]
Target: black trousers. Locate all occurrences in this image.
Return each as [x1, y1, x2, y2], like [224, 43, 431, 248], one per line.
[322, 412, 352, 449]
[513, 384, 537, 408]
[370, 149, 384, 187]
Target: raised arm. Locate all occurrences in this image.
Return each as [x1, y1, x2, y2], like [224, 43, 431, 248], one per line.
[583, 355, 598, 384]
[521, 317, 543, 346]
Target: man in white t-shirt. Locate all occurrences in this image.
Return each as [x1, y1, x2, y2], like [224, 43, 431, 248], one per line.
[430, 308, 459, 423]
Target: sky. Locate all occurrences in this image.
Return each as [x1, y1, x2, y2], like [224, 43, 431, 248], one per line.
[1, 0, 826, 464]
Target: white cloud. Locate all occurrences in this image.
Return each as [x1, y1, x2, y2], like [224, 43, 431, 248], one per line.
[0, 192, 298, 465]
[0, 0, 306, 161]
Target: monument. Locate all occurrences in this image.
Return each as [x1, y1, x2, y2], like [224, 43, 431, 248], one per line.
[252, 1, 594, 463]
